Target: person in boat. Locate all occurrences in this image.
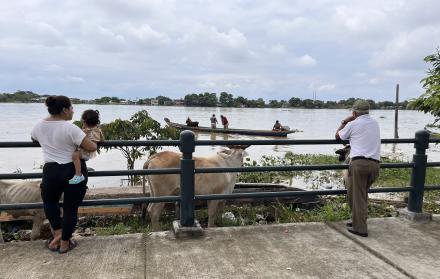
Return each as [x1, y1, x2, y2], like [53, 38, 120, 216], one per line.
[220, 115, 229, 129]
[210, 114, 218, 129]
[186, 117, 199, 127]
[272, 120, 282, 131]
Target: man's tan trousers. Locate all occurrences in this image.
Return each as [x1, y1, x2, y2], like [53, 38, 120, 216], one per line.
[346, 159, 380, 234]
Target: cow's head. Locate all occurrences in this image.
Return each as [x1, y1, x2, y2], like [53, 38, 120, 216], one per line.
[217, 145, 250, 166]
[335, 145, 351, 163]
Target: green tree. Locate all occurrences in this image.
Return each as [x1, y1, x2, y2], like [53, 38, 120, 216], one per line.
[234, 96, 248, 107]
[156, 95, 173, 105]
[288, 97, 301, 107]
[257, 98, 265, 108]
[0, 91, 40, 103]
[201, 92, 218, 107]
[413, 48, 440, 123]
[301, 99, 315, 108]
[99, 110, 179, 185]
[219, 92, 234, 107]
[184, 93, 199, 106]
[269, 100, 281, 108]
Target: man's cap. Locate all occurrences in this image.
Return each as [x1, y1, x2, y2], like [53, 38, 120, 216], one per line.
[351, 100, 370, 113]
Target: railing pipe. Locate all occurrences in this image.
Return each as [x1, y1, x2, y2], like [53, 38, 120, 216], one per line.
[195, 186, 412, 201]
[194, 138, 417, 146]
[0, 140, 180, 148]
[0, 196, 180, 210]
[0, 185, 413, 211]
[179, 130, 196, 226]
[0, 163, 412, 180]
[195, 163, 413, 174]
[0, 168, 181, 180]
[407, 130, 430, 213]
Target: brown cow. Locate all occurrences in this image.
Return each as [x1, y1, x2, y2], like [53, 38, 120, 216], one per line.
[144, 146, 248, 231]
[0, 180, 45, 242]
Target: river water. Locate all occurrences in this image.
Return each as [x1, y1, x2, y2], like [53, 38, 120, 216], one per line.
[0, 103, 437, 188]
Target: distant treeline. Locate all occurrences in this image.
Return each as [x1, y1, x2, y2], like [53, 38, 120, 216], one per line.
[0, 90, 413, 109]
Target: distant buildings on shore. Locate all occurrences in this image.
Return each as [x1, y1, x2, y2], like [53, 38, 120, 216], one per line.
[1, 91, 412, 109]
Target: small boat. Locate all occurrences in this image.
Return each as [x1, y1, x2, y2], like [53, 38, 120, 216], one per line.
[164, 118, 297, 137]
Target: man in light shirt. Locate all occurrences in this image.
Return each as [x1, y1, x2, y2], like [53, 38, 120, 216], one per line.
[335, 100, 381, 237]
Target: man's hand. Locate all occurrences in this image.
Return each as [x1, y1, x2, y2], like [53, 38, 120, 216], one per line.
[336, 115, 355, 140]
[343, 116, 356, 124]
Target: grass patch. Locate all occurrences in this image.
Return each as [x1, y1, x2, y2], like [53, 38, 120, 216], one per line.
[80, 215, 151, 236]
[238, 152, 440, 213]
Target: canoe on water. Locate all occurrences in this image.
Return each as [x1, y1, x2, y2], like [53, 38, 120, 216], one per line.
[164, 118, 297, 137]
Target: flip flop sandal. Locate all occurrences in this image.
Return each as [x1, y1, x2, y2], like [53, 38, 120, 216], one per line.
[45, 237, 60, 252]
[59, 239, 78, 254]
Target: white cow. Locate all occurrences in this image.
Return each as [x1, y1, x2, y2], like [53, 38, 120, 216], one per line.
[0, 180, 45, 242]
[144, 146, 248, 231]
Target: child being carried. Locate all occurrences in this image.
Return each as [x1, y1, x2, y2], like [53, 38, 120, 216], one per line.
[69, 110, 104, 184]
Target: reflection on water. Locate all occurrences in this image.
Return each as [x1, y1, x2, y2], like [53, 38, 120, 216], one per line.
[0, 103, 438, 187]
[210, 133, 216, 150]
[392, 143, 397, 154]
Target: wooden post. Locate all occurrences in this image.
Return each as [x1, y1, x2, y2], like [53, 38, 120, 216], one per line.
[394, 84, 399, 139]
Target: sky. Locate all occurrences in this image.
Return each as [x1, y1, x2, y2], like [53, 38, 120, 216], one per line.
[1, 0, 439, 102]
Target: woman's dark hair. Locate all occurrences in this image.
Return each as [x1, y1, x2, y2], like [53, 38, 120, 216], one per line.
[81, 110, 101, 126]
[45, 95, 72, 115]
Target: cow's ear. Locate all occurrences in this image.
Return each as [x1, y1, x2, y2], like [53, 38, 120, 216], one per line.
[217, 148, 232, 156]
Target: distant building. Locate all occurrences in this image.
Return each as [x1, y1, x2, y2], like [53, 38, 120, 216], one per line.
[150, 99, 159, 106]
[173, 99, 184, 106]
[31, 97, 46, 103]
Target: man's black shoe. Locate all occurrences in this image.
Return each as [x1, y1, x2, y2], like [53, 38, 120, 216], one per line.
[346, 221, 352, 227]
[347, 228, 368, 237]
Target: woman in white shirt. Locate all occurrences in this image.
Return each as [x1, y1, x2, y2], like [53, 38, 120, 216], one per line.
[31, 96, 96, 253]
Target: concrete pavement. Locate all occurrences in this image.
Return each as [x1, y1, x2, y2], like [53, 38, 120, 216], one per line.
[1, 216, 439, 278]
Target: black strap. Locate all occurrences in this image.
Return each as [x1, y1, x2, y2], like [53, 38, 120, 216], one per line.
[351, 156, 380, 163]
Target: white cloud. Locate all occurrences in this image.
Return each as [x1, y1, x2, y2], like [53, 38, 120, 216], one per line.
[309, 82, 336, 92]
[293, 54, 317, 67]
[125, 23, 170, 48]
[44, 64, 62, 72]
[270, 44, 287, 55]
[369, 78, 378, 85]
[268, 17, 311, 36]
[198, 80, 216, 88]
[66, 76, 84, 82]
[369, 25, 440, 70]
[317, 84, 336, 92]
[1, 0, 439, 101]
[332, 5, 388, 34]
[224, 83, 241, 89]
[354, 72, 367, 78]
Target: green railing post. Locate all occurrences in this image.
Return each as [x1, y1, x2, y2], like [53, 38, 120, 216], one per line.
[407, 130, 430, 213]
[179, 130, 195, 226]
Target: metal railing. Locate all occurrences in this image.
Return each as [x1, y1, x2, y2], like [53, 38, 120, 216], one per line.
[0, 130, 438, 228]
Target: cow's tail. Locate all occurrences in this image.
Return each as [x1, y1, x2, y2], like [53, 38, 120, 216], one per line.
[142, 153, 159, 192]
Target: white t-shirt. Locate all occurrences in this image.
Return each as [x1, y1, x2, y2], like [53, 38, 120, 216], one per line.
[338, 114, 381, 161]
[31, 120, 86, 164]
